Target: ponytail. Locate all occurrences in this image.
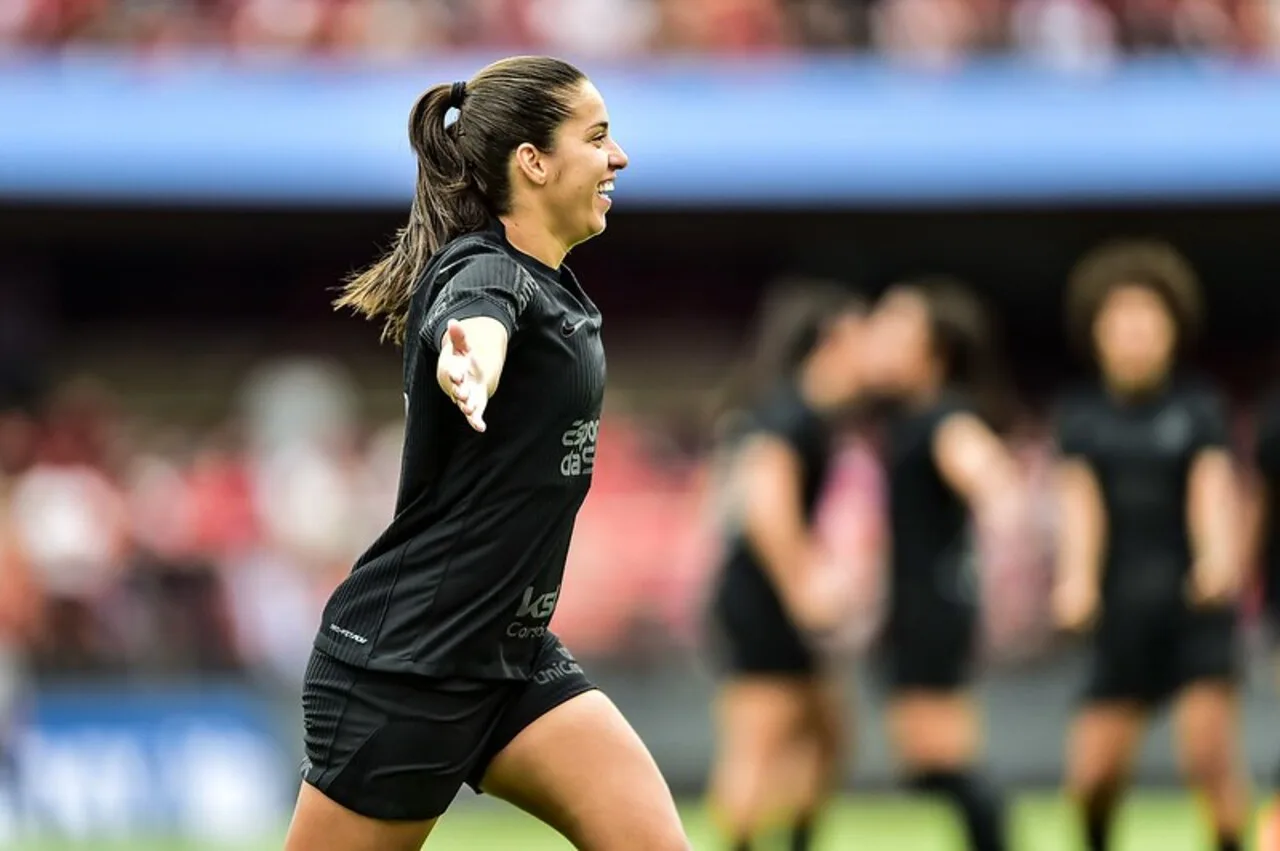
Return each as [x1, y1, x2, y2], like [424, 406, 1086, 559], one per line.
[334, 83, 489, 345]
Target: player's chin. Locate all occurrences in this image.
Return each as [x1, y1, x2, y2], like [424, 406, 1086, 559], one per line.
[583, 207, 609, 238]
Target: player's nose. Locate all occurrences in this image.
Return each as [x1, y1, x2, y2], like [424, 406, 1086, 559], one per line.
[608, 141, 629, 171]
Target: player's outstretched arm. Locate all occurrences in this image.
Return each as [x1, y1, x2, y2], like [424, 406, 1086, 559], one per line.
[437, 317, 510, 432]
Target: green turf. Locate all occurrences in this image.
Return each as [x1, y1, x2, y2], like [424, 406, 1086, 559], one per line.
[18, 792, 1267, 850]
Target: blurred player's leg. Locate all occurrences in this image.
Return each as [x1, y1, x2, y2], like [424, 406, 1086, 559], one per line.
[768, 675, 849, 849]
[283, 782, 436, 851]
[1260, 778, 1280, 851]
[890, 691, 1006, 851]
[776, 677, 847, 851]
[1173, 682, 1247, 851]
[479, 689, 689, 851]
[1064, 703, 1145, 851]
[1263, 659, 1280, 851]
[1263, 634, 1280, 851]
[707, 678, 811, 850]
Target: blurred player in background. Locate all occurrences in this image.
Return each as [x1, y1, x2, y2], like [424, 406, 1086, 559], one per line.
[1247, 385, 1280, 851]
[285, 56, 690, 851]
[861, 278, 1021, 851]
[704, 281, 868, 851]
[1053, 241, 1247, 851]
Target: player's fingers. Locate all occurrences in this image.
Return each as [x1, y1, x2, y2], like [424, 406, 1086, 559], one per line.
[468, 411, 487, 433]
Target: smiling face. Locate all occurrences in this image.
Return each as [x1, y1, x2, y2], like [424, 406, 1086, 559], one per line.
[518, 80, 629, 249]
[1093, 283, 1177, 391]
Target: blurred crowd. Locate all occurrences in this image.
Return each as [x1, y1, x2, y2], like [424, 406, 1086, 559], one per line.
[0, 351, 1067, 689]
[2, 0, 1279, 67]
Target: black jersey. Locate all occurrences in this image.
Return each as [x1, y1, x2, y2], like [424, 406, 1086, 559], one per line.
[884, 394, 977, 606]
[315, 220, 606, 680]
[719, 382, 834, 578]
[708, 384, 831, 675]
[1055, 376, 1229, 604]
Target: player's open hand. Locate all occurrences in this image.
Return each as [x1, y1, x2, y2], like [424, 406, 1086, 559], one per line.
[788, 557, 853, 638]
[1053, 575, 1098, 632]
[439, 319, 489, 433]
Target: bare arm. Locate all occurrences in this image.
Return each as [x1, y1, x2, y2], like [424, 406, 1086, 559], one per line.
[932, 412, 1024, 532]
[1187, 448, 1242, 603]
[737, 436, 817, 615]
[1055, 459, 1107, 614]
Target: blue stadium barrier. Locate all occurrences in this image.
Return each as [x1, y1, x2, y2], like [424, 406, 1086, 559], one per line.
[3, 53, 1280, 206]
[5, 684, 294, 841]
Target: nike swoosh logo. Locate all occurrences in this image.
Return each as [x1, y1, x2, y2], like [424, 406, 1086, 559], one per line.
[561, 318, 588, 336]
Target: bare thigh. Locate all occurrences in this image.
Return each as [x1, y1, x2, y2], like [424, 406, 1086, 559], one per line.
[709, 676, 820, 829]
[479, 689, 690, 851]
[785, 675, 849, 811]
[713, 677, 816, 778]
[804, 674, 848, 759]
[1173, 680, 1248, 834]
[283, 782, 436, 851]
[1064, 702, 1147, 795]
[888, 690, 979, 772]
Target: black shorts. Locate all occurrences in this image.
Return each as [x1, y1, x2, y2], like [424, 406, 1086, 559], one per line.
[300, 631, 595, 821]
[1084, 602, 1239, 706]
[708, 562, 817, 677]
[881, 595, 978, 692]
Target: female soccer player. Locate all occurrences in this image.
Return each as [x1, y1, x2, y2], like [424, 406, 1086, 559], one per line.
[862, 278, 1021, 851]
[705, 281, 867, 851]
[1053, 240, 1247, 851]
[284, 57, 690, 851]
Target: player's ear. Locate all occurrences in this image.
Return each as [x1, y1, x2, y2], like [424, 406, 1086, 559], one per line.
[512, 143, 549, 187]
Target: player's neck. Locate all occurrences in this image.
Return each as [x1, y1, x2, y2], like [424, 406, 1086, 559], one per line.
[1103, 369, 1170, 404]
[499, 214, 567, 271]
[904, 363, 945, 409]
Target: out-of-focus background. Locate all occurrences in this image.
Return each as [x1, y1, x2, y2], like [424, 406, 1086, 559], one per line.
[3, 3, 1280, 849]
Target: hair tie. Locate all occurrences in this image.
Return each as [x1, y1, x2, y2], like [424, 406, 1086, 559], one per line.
[449, 81, 467, 109]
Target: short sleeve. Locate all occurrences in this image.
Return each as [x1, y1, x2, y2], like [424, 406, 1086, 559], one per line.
[1258, 393, 1280, 474]
[422, 248, 534, 352]
[748, 390, 813, 453]
[1054, 393, 1094, 459]
[1186, 387, 1230, 454]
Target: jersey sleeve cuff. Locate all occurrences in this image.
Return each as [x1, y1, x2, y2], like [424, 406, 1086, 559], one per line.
[424, 296, 517, 352]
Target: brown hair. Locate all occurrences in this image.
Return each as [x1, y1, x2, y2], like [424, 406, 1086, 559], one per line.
[335, 56, 587, 344]
[1065, 238, 1203, 355]
[890, 276, 1011, 427]
[715, 278, 868, 420]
